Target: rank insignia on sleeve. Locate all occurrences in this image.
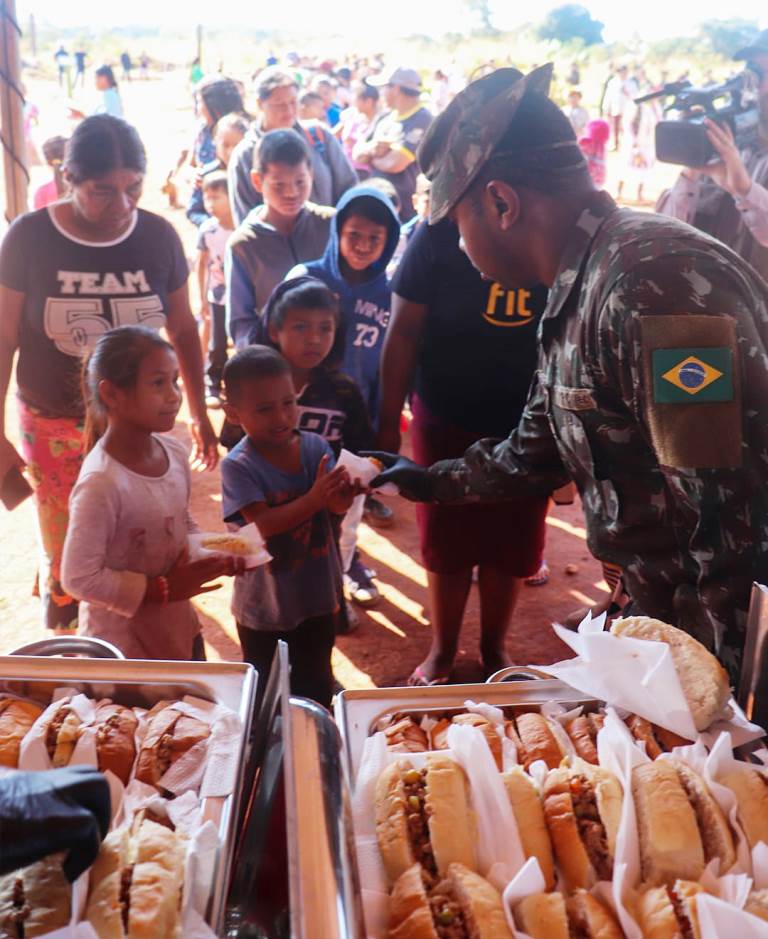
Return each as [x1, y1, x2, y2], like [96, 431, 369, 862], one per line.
[652, 347, 733, 404]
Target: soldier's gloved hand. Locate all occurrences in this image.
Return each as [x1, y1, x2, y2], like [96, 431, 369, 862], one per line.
[0, 766, 111, 880]
[362, 451, 436, 502]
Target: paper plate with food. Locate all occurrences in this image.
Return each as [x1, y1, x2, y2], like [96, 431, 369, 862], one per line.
[189, 523, 271, 569]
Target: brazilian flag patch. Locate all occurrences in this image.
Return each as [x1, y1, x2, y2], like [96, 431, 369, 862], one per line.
[652, 347, 733, 404]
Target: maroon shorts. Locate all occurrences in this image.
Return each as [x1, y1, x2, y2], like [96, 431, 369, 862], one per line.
[411, 394, 549, 576]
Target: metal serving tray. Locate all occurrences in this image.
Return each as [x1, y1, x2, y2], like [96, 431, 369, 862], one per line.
[0, 655, 257, 934]
[335, 673, 597, 781]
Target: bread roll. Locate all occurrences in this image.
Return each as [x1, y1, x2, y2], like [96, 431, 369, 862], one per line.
[719, 766, 768, 849]
[610, 617, 730, 731]
[507, 712, 563, 770]
[745, 888, 768, 922]
[0, 855, 70, 938]
[0, 697, 43, 768]
[86, 818, 184, 939]
[566, 889, 624, 939]
[135, 701, 210, 787]
[501, 767, 555, 890]
[635, 881, 703, 939]
[514, 892, 569, 939]
[633, 762, 704, 884]
[450, 713, 502, 770]
[94, 703, 138, 784]
[670, 760, 735, 871]
[388, 863, 511, 939]
[565, 714, 602, 765]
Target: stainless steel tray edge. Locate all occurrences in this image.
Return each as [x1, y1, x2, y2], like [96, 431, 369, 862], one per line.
[335, 678, 596, 781]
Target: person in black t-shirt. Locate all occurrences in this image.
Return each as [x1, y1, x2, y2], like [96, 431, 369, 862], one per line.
[378, 218, 549, 684]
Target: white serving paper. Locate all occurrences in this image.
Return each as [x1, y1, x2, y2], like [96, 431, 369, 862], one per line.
[336, 448, 398, 496]
[351, 732, 393, 939]
[189, 522, 271, 569]
[540, 614, 700, 740]
[698, 893, 768, 938]
[445, 723, 526, 889]
[595, 708, 647, 939]
[461, 699, 510, 770]
[502, 857, 547, 939]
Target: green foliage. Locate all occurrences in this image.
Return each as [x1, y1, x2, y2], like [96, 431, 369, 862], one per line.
[698, 18, 759, 58]
[538, 5, 604, 47]
[464, 0, 499, 35]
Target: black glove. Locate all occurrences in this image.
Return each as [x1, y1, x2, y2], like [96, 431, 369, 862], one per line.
[0, 766, 110, 880]
[361, 451, 436, 502]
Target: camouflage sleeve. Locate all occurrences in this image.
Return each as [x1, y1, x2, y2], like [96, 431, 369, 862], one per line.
[427, 369, 570, 503]
[599, 257, 762, 669]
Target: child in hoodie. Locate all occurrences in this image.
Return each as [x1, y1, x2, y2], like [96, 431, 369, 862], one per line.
[288, 185, 401, 604]
[226, 129, 335, 350]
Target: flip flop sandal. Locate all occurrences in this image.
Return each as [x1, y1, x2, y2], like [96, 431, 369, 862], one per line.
[406, 664, 451, 687]
[525, 560, 550, 587]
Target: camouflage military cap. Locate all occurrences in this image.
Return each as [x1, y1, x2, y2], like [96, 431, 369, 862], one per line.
[418, 63, 554, 224]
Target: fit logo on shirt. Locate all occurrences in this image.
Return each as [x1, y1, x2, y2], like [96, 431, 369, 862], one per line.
[482, 283, 535, 328]
[297, 406, 345, 441]
[44, 269, 166, 356]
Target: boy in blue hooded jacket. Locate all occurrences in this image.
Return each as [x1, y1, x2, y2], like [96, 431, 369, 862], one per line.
[288, 185, 401, 602]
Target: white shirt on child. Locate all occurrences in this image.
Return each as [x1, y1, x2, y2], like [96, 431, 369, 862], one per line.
[61, 434, 201, 660]
[197, 216, 233, 305]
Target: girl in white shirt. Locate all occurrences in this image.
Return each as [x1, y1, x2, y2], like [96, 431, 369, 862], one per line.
[62, 325, 240, 659]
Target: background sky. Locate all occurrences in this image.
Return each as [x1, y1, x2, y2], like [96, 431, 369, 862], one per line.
[19, 0, 768, 42]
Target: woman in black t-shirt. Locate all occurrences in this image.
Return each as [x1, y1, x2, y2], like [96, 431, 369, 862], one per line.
[0, 115, 218, 632]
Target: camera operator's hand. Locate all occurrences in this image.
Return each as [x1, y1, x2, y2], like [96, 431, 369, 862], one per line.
[701, 119, 752, 199]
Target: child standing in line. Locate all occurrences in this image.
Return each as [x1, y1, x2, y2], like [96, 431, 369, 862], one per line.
[288, 185, 401, 603]
[264, 277, 373, 459]
[196, 171, 235, 407]
[221, 345, 354, 708]
[33, 136, 68, 209]
[61, 326, 241, 660]
[226, 129, 334, 350]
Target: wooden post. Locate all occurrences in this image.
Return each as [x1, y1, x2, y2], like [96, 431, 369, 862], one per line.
[0, 0, 27, 222]
[196, 24, 203, 68]
[27, 10, 34, 56]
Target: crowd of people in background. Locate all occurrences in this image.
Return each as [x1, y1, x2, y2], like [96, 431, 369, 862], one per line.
[7, 35, 768, 706]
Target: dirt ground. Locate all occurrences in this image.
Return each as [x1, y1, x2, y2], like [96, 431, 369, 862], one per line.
[0, 71, 644, 687]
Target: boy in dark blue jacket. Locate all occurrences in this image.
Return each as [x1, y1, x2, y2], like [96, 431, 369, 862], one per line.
[288, 185, 401, 602]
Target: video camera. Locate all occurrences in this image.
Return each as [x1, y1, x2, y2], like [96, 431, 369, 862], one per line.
[635, 68, 762, 166]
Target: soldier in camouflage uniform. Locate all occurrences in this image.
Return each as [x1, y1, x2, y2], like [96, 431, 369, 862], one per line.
[370, 64, 768, 687]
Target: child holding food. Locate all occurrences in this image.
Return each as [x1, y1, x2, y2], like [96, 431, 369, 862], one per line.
[61, 326, 241, 660]
[220, 344, 355, 708]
